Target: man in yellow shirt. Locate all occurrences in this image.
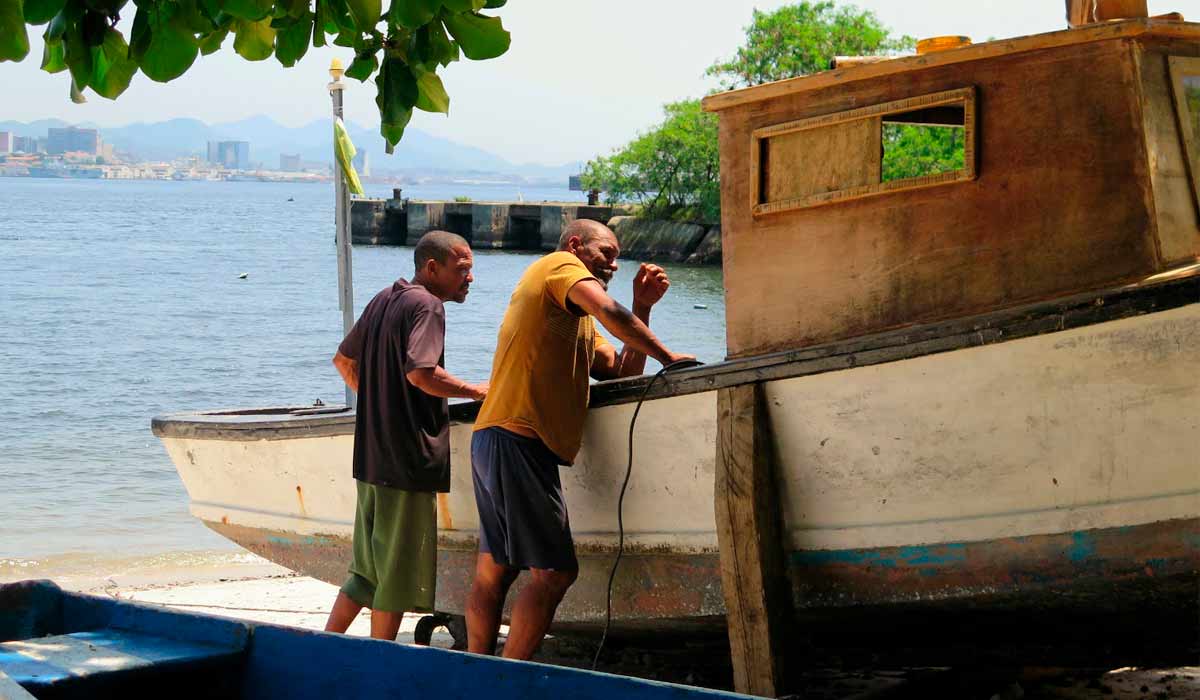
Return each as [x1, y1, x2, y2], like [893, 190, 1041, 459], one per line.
[466, 219, 694, 659]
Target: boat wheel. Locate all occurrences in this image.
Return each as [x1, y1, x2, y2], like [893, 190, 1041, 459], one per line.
[412, 612, 468, 650]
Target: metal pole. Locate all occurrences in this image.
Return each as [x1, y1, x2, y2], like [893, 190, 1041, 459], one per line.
[330, 68, 356, 409]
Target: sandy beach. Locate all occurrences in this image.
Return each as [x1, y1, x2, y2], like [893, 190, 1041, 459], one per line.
[2, 550, 452, 645]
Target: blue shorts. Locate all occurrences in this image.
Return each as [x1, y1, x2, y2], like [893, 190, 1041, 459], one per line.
[470, 427, 578, 572]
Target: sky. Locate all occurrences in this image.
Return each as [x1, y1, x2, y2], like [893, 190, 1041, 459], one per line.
[0, 0, 1183, 165]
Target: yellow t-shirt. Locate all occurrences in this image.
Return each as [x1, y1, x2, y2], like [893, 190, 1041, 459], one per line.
[474, 251, 611, 463]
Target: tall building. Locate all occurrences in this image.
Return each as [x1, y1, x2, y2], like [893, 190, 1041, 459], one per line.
[352, 150, 370, 177]
[207, 140, 251, 170]
[47, 127, 101, 155]
[0, 131, 12, 154]
[13, 136, 41, 154]
[279, 153, 301, 172]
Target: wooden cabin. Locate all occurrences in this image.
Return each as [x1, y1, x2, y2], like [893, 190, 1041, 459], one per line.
[703, 19, 1200, 359]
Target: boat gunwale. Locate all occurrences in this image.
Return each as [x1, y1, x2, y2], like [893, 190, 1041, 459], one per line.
[151, 266, 1200, 442]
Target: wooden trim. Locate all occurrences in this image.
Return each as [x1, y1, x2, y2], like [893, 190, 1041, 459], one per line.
[715, 383, 791, 696]
[1168, 55, 1200, 216]
[751, 88, 976, 215]
[1130, 43, 1164, 266]
[702, 19, 1200, 113]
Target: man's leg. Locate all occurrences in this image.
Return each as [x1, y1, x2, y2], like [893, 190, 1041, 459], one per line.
[466, 552, 519, 655]
[369, 610, 405, 641]
[324, 591, 364, 633]
[501, 566, 578, 660]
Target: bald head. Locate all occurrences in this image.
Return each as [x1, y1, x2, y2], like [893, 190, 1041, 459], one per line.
[414, 230, 470, 271]
[557, 219, 615, 251]
[558, 219, 619, 288]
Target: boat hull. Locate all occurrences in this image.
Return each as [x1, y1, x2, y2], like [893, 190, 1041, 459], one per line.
[154, 275, 1200, 636]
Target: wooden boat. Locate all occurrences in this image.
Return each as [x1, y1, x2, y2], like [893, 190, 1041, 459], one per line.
[0, 580, 747, 699]
[153, 19, 1200, 643]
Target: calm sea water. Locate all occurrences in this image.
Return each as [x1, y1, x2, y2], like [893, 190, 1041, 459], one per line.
[0, 178, 726, 570]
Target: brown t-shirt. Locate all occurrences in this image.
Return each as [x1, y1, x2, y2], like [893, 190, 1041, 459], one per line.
[339, 279, 449, 492]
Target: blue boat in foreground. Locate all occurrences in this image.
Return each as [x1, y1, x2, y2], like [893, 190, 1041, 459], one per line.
[0, 580, 750, 699]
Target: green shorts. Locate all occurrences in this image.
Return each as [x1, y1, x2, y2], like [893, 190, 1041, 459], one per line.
[341, 481, 437, 614]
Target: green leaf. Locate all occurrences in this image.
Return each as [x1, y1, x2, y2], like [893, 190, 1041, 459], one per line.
[221, 0, 271, 20]
[70, 76, 87, 101]
[387, 0, 438, 29]
[198, 25, 229, 54]
[23, 0, 65, 24]
[40, 36, 66, 71]
[90, 26, 136, 98]
[0, 0, 31, 61]
[375, 54, 416, 149]
[175, 0, 216, 32]
[441, 10, 506, 60]
[311, 0, 325, 45]
[232, 16, 274, 60]
[414, 68, 447, 113]
[482, 0, 503, 7]
[414, 20, 455, 67]
[273, 9, 310, 66]
[440, 0, 483, 11]
[128, 4, 149, 60]
[64, 23, 92, 87]
[344, 50, 375, 80]
[138, 10, 199, 81]
[82, 9, 107, 45]
[344, 0, 378, 31]
[279, 0, 306, 18]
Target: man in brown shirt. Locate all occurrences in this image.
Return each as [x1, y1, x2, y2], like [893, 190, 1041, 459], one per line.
[323, 230, 488, 640]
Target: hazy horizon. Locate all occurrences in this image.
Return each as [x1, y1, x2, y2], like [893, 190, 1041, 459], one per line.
[0, 1, 1181, 164]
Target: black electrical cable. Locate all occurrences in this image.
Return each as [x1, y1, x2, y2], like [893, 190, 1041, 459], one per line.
[592, 358, 704, 671]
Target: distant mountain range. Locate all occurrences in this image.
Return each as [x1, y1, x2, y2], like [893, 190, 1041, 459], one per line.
[0, 116, 583, 182]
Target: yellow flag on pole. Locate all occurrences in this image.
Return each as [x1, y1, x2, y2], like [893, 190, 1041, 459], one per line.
[333, 118, 365, 196]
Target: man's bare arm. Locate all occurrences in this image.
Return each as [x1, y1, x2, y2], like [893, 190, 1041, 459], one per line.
[568, 279, 693, 373]
[407, 367, 489, 401]
[333, 351, 359, 393]
[590, 301, 654, 379]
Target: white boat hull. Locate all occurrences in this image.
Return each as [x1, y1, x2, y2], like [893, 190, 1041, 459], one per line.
[155, 281, 1200, 633]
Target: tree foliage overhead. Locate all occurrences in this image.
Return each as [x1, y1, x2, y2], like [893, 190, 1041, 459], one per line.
[0, 0, 510, 150]
[706, 0, 912, 89]
[581, 99, 718, 223]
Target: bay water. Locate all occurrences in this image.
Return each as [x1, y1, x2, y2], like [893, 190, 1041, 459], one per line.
[0, 178, 725, 578]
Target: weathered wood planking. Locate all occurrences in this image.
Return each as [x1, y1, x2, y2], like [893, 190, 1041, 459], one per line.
[714, 383, 792, 697]
[712, 33, 1187, 358]
[1139, 41, 1200, 263]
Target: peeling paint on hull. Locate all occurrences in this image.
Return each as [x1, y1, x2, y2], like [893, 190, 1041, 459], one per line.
[208, 517, 1199, 636]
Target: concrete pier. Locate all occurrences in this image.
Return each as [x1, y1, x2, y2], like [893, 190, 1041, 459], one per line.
[350, 197, 620, 251]
[349, 197, 722, 263]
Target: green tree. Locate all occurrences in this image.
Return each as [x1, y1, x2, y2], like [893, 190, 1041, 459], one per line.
[881, 123, 964, 182]
[706, 1, 912, 89]
[581, 99, 719, 223]
[0, 0, 510, 150]
[588, 2, 914, 222]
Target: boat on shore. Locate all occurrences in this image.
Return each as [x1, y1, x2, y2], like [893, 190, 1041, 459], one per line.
[0, 580, 748, 698]
[154, 18, 1200, 643]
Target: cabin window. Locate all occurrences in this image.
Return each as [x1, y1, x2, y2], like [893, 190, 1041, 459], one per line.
[751, 87, 976, 215]
[1168, 56, 1200, 210]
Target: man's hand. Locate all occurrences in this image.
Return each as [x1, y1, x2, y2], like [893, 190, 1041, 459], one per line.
[663, 352, 698, 367]
[468, 382, 489, 402]
[632, 263, 670, 309]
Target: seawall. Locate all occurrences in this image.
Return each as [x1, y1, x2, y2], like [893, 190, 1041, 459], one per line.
[350, 197, 721, 264]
